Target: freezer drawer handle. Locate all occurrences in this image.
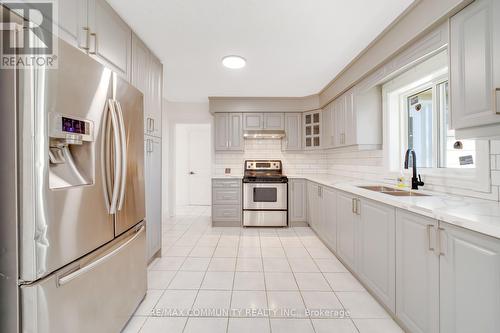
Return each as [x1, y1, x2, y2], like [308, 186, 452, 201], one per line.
[57, 225, 145, 287]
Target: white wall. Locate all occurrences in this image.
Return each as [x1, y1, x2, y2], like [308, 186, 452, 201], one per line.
[161, 99, 170, 221]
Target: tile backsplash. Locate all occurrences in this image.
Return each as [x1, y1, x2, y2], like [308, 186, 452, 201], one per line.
[214, 139, 328, 176]
[214, 139, 500, 202]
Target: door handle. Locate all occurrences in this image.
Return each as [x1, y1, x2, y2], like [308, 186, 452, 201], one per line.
[189, 171, 195, 175]
[57, 225, 144, 287]
[114, 101, 127, 211]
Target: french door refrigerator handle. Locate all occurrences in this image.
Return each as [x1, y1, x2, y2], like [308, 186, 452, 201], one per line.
[114, 100, 127, 211]
[57, 225, 145, 287]
[101, 100, 112, 212]
[102, 99, 122, 214]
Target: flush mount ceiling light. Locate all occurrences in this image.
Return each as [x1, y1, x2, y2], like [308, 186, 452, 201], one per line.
[222, 55, 246, 69]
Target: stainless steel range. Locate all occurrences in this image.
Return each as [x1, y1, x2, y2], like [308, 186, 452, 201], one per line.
[243, 160, 288, 227]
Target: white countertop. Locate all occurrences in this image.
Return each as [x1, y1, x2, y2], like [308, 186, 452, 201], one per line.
[290, 174, 500, 239]
[212, 175, 243, 179]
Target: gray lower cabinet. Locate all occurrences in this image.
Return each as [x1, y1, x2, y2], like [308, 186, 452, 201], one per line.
[335, 192, 396, 312]
[306, 182, 321, 231]
[212, 179, 241, 226]
[282, 113, 302, 151]
[289, 179, 307, 224]
[144, 136, 162, 260]
[439, 222, 500, 333]
[305, 182, 337, 252]
[396, 210, 439, 333]
[321, 186, 337, 251]
[357, 198, 396, 312]
[336, 191, 357, 270]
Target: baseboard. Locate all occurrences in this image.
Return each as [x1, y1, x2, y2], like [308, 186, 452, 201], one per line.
[289, 221, 309, 227]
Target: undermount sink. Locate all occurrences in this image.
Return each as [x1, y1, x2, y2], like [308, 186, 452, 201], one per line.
[358, 185, 430, 197]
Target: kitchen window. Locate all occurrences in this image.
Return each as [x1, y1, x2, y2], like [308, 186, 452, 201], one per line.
[402, 80, 475, 169]
[383, 50, 490, 193]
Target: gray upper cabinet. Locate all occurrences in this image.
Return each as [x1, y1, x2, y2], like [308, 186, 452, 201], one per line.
[325, 85, 381, 149]
[263, 113, 284, 130]
[243, 113, 263, 130]
[131, 33, 163, 137]
[396, 210, 439, 333]
[215, 114, 229, 151]
[148, 56, 163, 138]
[228, 113, 244, 150]
[450, 0, 500, 139]
[303, 110, 322, 149]
[289, 179, 307, 223]
[282, 113, 302, 151]
[214, 113, 244, 151]
[243, 113, 284, 130]
[88, 0, 131, 81]
[56, 0, 88, 50]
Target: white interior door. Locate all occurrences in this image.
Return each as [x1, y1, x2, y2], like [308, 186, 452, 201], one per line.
[188, 126, 211, 205]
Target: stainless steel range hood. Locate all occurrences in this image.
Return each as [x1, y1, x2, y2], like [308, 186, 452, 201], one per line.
[243, 130, 286, 139]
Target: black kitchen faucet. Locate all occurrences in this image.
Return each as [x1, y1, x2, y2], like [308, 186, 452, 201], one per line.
[404, 149, 425, 190]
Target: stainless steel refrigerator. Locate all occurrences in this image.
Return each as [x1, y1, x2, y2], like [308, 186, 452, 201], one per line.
[0, 34, 147, 332]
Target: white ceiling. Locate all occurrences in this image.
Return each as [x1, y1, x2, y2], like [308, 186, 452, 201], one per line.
[107, 0, 415, 102]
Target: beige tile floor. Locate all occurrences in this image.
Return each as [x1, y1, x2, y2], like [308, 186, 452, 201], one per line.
[122, 206, 404, 333]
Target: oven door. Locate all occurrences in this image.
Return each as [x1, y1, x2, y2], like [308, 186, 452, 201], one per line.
[243, 183, 287, 210]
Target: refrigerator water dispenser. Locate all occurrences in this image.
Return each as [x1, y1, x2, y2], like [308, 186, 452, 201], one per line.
[48, 113, 94, 189]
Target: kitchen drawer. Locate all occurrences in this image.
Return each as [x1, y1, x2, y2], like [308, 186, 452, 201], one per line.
[212, 179, 241, 188]
[213, 187, 241, 205]
[212, 205, 242, 222]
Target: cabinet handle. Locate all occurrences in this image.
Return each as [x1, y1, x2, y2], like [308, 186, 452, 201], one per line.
[437, 227, 446, 256]
[356, 198, 361, 215]
[89, 32, 97, 55]
[495, 88, 500, 115]
[80, 27, 90, 50]
[146, 139, 153, 153]
[352, 198, 356, 214]
[426, 224, 434, 251]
